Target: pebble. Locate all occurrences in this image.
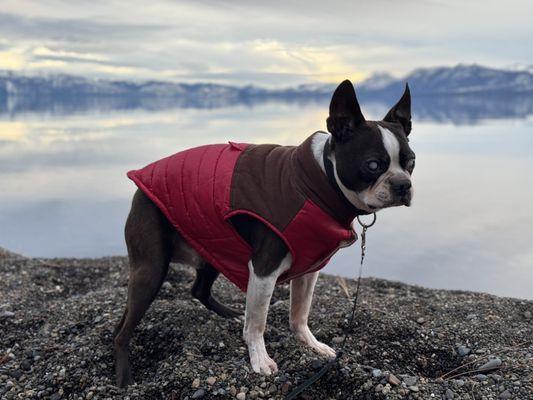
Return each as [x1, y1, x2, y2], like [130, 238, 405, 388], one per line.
[524, 310, 532, 320]
[416, 317, 425, 324]
[281, 382, 291, 395]
[192, 378, 200, 388]
[403, 375, 417, 386]
[382, 384, 391, 395]
[206, 376, 216, 385]
[479, 357, 502, 372]
[453, 379, 465, 387]
[445, 388, 455, 399]
[10, 370, 22, 380]
[408, 385, 419, 392]
[332, 336, 344, 344]
[372, 368, 382, 379]
[475, 374, 488, 381]
[457, 345, 471, 356]
[0, 310, 15, 318]
[191, 388, 205, 399]
[236, 392, 246, 400]
[388, 373, 400, 386]
[466, 313, 478, 320]
[499, 389, 512, 399]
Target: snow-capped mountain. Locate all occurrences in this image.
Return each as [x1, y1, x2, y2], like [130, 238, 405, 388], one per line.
[359, 64, 533, 95]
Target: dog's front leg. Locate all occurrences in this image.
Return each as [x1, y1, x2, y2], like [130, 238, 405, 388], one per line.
[243, 254, 291, 375]
[290, 271, 336, 358]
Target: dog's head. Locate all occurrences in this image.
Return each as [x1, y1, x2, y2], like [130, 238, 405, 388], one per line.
[326, 80, 415, 211]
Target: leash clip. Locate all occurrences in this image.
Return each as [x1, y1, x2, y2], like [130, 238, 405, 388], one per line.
[356, 212, 377, 229]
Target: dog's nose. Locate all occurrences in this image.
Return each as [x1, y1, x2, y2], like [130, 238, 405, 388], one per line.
[391, 178, 412, 195]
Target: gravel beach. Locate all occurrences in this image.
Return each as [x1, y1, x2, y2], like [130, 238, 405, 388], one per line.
[1, 246, 531, 399]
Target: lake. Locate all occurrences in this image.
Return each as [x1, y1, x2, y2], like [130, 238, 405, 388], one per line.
[1, 97, 532, 299]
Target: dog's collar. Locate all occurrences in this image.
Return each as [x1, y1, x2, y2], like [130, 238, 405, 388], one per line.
[322, 138, 347, 203]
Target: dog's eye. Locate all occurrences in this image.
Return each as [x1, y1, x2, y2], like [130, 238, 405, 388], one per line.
[406, 159, 415, 172]
[366, 160, 380, 172]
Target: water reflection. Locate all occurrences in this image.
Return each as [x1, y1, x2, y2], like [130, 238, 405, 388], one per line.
[0, 102, 532, 299]
[3, 92, 533, 125]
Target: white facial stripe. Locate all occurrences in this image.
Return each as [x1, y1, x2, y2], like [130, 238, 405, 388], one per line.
[379, 126, 403, 175]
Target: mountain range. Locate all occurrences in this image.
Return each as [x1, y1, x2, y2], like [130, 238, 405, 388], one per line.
[1, 64, 533, 121]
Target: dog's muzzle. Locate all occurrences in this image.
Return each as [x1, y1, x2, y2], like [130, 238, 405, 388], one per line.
[390, 177, 412, 206]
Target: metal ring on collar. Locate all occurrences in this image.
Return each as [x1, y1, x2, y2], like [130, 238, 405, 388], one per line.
[357, 212, 377, 228]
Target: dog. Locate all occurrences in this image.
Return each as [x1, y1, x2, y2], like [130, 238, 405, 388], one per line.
[113, 79, 415, 387]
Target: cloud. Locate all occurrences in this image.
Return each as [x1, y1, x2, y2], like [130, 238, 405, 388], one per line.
[0, 1, 532, 86]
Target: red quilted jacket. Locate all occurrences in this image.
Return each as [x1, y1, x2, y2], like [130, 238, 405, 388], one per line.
[128, 132, 358, 291]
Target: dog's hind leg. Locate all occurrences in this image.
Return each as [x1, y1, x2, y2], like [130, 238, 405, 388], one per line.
[114, 190, 171, 388]
[191, 263, 243, 318]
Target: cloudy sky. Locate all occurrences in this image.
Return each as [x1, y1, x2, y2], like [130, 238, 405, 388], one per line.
[0, 0, 531, 86]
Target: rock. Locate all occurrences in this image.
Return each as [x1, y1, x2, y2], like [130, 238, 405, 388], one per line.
[236, 392, 246, 400]
[403, 375, 417, 386]
[372, 369, 382, 379]
[267, 383, 277, 394]
[311, 360, 322, 370]
[475, 374, 488, 381]
[281, 382, 291, 395]
[408, 385, 419, 392]
[382, 384, 391, 395]
[0, 311, 15, 318]
[479, 357, 502, 372]
[453, 379, 465, 387]
[10, 370, 22, 380]
[416, 317, 426, 324]
[206, 376, 216, 385]
[50, 393, 61, 400]
[374, 384, 383, 392]
[271, 299, 285, 308]
[466, 313, 478, 320]
[445, 388, 455, 399]
[524, 310, 532, 320]
[192, 378, 200, 388]
[332, 336, 344, 344]
[162, 281, 173, 290]
[499, 390, 512, 399]
[191, 388, 205, 399]
[388, 373, 400, 386]
[248, 390, 258, 399]
[457, 345, 471, 356]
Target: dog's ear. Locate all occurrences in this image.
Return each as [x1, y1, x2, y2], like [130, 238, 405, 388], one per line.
[327, 80, 366, 142]
[383, 83, 412, 136]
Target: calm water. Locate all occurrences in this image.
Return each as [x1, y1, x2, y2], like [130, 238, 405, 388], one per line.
[1, 100, 532, 299]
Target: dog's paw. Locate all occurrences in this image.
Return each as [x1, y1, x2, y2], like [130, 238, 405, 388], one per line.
[247, 339, 278, 375]
[292, 325, 336, 359]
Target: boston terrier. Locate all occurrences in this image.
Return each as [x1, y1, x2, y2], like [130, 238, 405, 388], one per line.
[113, 80, 415, 387]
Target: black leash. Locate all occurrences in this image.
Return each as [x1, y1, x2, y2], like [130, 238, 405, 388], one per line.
[285, 213, 376, 400]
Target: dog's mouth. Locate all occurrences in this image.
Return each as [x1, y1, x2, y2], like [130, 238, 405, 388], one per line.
[367, 196, 411, 210]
